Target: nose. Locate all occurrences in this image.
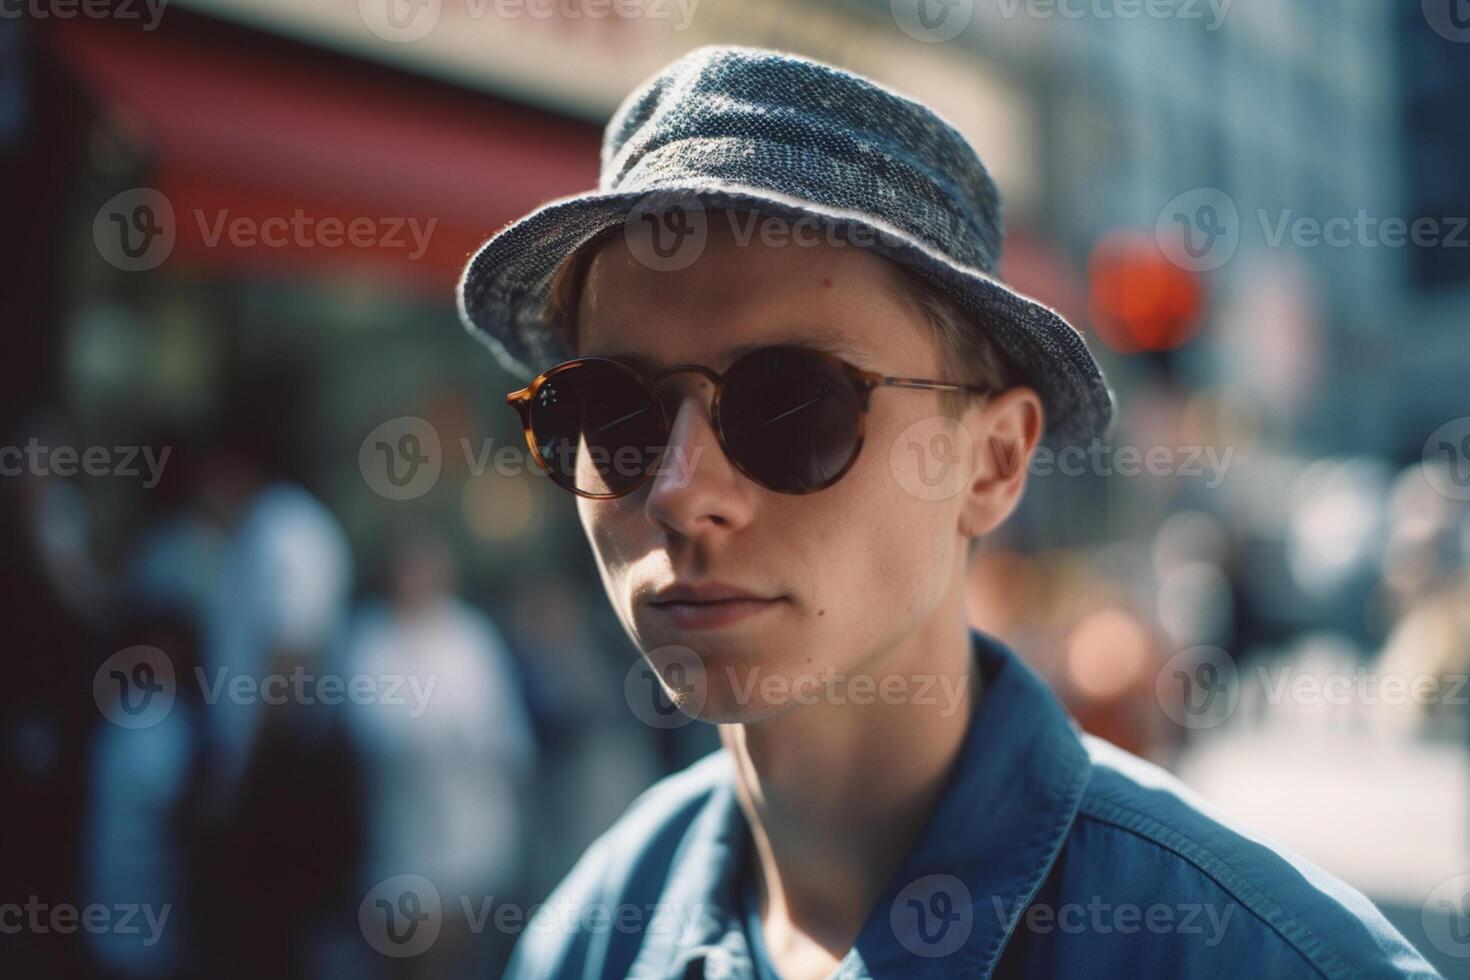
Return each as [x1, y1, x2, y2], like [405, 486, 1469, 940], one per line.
[643, 371, 754, 536]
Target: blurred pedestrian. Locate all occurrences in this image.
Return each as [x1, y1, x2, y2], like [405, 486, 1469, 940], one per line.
[342, 522, 535, 978]
[186, 374, 355, 980]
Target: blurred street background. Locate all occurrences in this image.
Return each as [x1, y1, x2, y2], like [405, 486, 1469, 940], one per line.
[1, 0, 1467, 976]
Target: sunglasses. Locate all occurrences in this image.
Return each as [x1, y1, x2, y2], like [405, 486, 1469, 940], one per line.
[507, 344, 990, 499]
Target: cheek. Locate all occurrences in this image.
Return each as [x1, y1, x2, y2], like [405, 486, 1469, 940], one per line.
[577, 498, 640, 588]
[794, 430, 958, 627]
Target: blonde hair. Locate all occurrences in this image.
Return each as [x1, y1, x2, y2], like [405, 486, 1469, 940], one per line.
[880, 260, 1014, 418]
[542, 226, 618, 356]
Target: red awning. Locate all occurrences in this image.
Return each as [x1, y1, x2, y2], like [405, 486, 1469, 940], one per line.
[40, 14, 601, 295]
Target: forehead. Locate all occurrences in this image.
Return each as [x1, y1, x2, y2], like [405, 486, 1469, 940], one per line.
[572, 212, 936, 375]
[585, 324, 877, 378]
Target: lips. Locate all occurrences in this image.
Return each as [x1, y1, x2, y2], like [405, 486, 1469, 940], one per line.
[645, 582, 786, 631]
[649, 581, 778, 605]
[648, 597, 784, 630]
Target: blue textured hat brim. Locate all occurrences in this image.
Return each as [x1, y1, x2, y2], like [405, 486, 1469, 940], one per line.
[457, 183, 1114, 450]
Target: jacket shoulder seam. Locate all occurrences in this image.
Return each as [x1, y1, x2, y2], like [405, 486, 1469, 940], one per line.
[1076, 794, 1350, 980]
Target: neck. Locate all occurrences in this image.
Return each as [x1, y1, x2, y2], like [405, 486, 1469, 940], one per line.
[717, 592, 980, 956]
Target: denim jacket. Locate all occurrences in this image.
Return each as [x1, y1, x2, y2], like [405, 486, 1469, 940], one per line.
[504, 629, 1438, 978]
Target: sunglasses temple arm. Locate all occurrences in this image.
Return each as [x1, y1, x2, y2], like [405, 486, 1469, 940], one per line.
[876, 378, 990, 394]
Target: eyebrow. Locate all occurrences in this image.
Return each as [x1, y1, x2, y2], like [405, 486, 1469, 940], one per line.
[586, 326, 875, 375]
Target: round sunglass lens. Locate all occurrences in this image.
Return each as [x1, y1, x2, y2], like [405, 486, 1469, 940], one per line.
[529, 361, 664, 496]
[720, 349, 862, 493]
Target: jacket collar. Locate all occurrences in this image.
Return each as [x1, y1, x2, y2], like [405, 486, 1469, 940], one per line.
[634, 628, 1092, 979]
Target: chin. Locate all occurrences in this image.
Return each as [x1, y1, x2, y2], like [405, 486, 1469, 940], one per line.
[638, 642, 826, 725]
[705, 656, 845, 723]
[690, 682, 806, 725]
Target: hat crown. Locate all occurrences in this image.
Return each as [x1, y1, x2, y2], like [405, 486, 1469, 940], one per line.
[457, 44, 1114, 448]
[598, 45, 1005, 273]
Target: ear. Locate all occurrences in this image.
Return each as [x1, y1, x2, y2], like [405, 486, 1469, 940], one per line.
[958, 386, 1044, 540]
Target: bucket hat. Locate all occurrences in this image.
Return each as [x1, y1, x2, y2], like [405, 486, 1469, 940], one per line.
[457, 44, 1114, 449]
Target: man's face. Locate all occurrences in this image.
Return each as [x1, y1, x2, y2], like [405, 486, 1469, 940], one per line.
[573, 212, 979, 723]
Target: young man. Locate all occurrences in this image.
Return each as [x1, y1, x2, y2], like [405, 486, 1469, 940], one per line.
[458, 46, 1436, 979]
